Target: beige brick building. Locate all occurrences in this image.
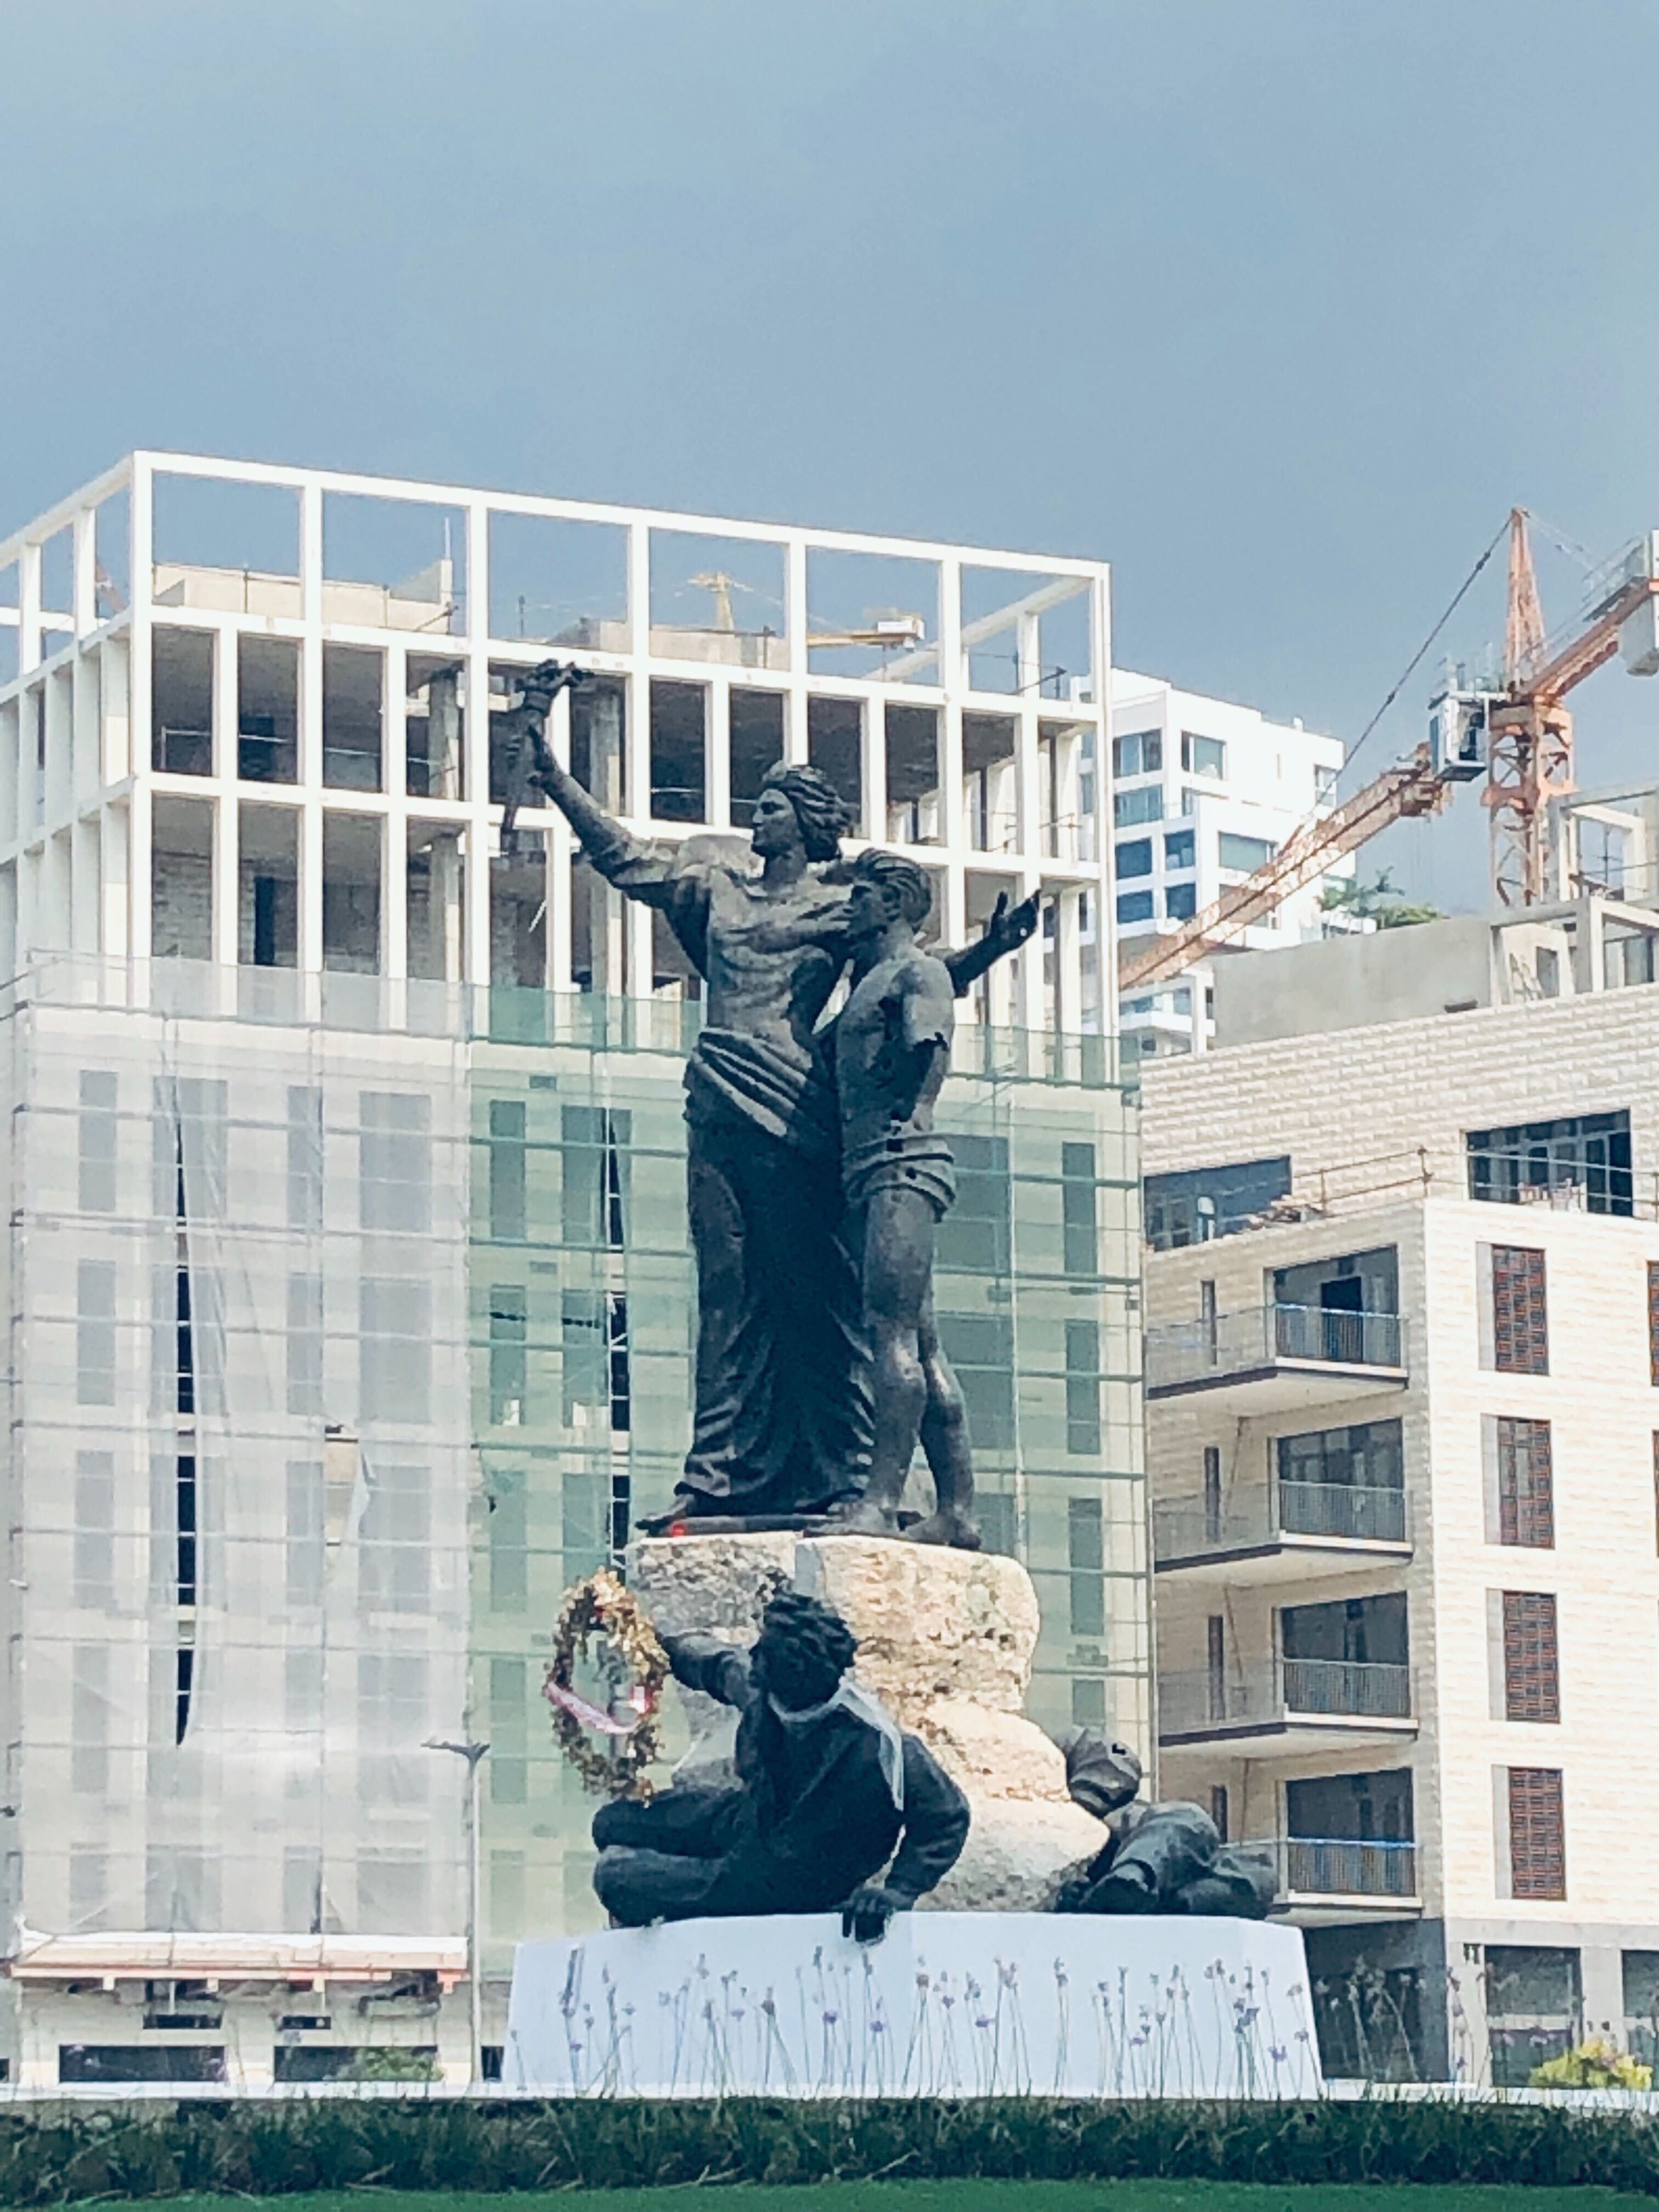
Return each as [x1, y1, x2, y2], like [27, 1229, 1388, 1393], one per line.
[1139, 897, 1659, 2082]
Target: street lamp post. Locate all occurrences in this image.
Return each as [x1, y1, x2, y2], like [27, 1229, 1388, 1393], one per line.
[426, 1736, 490, 2084]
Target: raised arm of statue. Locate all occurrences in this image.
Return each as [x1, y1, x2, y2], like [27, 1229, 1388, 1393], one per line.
[943, 889, 1040, 999]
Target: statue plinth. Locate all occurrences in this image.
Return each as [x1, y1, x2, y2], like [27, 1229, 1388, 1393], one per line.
[629, 1532, 1104, 1911]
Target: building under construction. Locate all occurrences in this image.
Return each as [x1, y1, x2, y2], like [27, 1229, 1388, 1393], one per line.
[0, 454, 1144, 2084]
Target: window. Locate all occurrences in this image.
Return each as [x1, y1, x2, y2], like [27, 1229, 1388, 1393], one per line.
[1116, 889, 1154, 926]
[285, 1461, 324, 1605]
[561, 1107, 630, 1248]
[1494, 1417, 1554, 1547]
[1112, 730, 1161, 778]
[1164, 828, 1194, 871]
[1508, 1769, 1567, 1900]
[936, 1135, 1011, 1276]
[490, 1657, 527, 1805]
[1114, 837, 1152, 881]
[69, 1847, 108, 1935]
[935, 1312, 1014, 1453]
[1468, 1110, 1632, 1216]
[1164, 883, 1197, 921]
[359, 1093, 431, 1234]
[72, 1453, 115, 1610]
[359, 1464, 430, 1612]
[1495, 1946, 1583, 2079]
[1502, 1592, 1560, 1722]
[1314, 763, 1338, 802]
[1060, 1142, 1098, 1276]
[78, 1071, 117, 1213]
[357, 1655, 427, 1808]
[1218, 830, 1276, 872]
[357, 1849, 426, 1934]
[489, 1286, 528, 1427]
[286, 1086, 323, 1232]
[1492, 1245, 1549, 1374]
[1113, 785, 1162, 828]
[1144, 1155, 1292, 1251]
[1181, 732, 1226, 778]
[1068, 1497, 1105, 1637]
[286, 1274, 323, 1418]
[488, 1099, 527, 1240]
[71, 1647, 108, 1794]
[360, 1278, 431, 1424]
[76, 1260, 116, 1406]
[1064, 1321, 1102, 1455]
[489, 1476, 528, 1610]
[283, 1846, 323, 1935]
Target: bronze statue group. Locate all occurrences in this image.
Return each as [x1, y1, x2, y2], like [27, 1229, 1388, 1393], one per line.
[516, 687, 1273, 1937]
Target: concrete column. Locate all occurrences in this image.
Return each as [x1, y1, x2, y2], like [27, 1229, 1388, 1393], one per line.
[71, 816, 99, 955]
[72, 507, 97, 635]
[71, 651, 100, 811]
[546, 683, 573, 996]
[1055, 883, 1082, 1036]
[784, 539, 809, 766]
[383, 640, 407, 802]
[708, 679, 731, 830]
[127, 783, 151, 963]
[861, 697, 887, 844]
[101, 635, 131, 785]
[211, 792, 238, 971]
[17, 542, 41, 676]
[101, 803, 129, 958]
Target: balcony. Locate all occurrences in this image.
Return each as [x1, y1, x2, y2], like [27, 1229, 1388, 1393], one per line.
[1154, 1479, 1410, 1585]
[1144, 1302, 1407, 1413]
[1159, 1656, 1417, 1753]
[1246, 1836, 1422, 1923]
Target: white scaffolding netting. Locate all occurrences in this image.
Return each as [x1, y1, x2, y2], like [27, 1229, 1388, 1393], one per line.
[7, 988, 471, 1949]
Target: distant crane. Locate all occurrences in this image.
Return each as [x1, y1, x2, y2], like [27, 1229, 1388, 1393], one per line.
[1120, 510, 1659, 991]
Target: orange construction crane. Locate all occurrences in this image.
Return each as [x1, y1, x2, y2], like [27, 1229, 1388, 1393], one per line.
[1485, 510, 1659, 902]
[1119, 512, 1659, 993]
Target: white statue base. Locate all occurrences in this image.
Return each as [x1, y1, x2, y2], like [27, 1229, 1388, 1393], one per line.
[628, 1533, 1106, 1910]
[505, 1911, 1321, 2099]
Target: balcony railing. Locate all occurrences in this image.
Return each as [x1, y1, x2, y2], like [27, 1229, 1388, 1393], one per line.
[1144, 1302, 1406, 1393]
[1155, 1480, 1408, 1562]
[1247, 1836, 1419, 1900]
[1159, 1657, 1414, 1739]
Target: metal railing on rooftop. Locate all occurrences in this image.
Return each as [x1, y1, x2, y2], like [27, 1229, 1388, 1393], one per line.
[1145, 1302, 1406, 1392]
[0, 954, 1130, 1087]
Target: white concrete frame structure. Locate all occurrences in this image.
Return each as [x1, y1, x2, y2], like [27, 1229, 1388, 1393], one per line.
[0, 455, 1113, 1039]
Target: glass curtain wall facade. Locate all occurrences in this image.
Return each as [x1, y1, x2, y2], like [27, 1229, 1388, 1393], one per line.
[0, 958, 1141, 2074]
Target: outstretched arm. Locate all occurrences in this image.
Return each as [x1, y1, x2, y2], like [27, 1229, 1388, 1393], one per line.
[657, 1631, 754, 1709]
[943, 890, 1040, 998]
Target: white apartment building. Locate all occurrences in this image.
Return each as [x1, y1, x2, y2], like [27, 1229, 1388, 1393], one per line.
[1141, 894, 1659, 2083]
[1110, 672, 1350, 1059]
[0, 454, 1147, 2086]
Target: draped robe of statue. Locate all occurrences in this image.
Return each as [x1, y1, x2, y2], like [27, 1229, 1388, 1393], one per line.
[580, 815, 870, 1516]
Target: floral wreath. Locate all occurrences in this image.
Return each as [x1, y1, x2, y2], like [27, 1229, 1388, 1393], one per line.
[543, 1570, 670, 1799]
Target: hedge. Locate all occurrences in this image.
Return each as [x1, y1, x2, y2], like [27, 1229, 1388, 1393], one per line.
[0, 2094, 1654, 2202]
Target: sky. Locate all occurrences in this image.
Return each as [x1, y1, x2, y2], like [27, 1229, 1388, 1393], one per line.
[5, 0, 1659, 909]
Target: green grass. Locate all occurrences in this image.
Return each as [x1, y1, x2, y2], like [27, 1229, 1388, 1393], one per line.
[143, 2191, 1659, 2212]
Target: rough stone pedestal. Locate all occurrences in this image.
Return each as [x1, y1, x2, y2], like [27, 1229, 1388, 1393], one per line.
[628, 1533, 1104, 1911]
